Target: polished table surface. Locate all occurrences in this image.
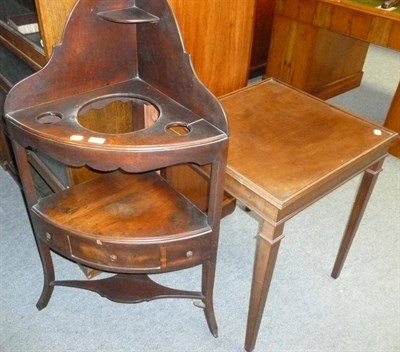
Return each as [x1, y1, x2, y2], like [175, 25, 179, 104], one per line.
[219, 79, 397, 351]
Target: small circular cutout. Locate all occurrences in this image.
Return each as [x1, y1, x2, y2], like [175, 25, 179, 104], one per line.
[36, 112, 63, 124]
[166, 123, 191, 136]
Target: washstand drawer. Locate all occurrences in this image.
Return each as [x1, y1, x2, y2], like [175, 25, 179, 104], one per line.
[68, 236, 161, 271]
[164, 235, 212, 270]
[68, 233, 212, 272]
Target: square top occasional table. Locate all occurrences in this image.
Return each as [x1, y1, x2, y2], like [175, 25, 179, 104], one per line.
[219, 79, 398, 351]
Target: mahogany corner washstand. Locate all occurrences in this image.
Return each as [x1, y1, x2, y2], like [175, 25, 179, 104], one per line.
[4, 0, 228, 337]
[219, 79, 397, 351]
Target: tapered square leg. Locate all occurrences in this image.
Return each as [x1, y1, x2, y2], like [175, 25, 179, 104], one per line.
[331, 159, 385, 279]
[245, 221, 284, 352]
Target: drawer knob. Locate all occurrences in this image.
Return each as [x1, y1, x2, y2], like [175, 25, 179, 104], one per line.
[46, 232, 51, 241]
[186, 250, 193, 259]
[110, 254, 118, 262]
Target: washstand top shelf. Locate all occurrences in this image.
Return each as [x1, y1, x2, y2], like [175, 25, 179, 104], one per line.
[4, 0, 229, 173]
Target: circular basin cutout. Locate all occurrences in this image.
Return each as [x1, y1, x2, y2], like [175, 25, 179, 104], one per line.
[77, 97, 160, 134]
[36, 112, 63, 124]
[166, 123, 191, 136]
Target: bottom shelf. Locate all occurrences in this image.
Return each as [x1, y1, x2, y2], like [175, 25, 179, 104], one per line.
[52, 273, 204, 304]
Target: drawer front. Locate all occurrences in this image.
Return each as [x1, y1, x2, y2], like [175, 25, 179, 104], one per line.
[164, 235, 212, 270]
[33, 218, 69, 255]
[68, 236, 161, 271]
[32, 212, 212, 272]
[68, 234, 212, 272]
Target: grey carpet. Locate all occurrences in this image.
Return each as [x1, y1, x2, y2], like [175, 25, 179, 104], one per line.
[0, 45, 399, 352]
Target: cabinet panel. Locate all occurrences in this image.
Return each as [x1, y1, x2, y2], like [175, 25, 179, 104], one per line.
[167, 0, 256, 96]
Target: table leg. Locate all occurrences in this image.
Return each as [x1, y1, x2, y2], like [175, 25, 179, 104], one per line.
[331, 159, 385, 279]
[244, 221, 284, 352]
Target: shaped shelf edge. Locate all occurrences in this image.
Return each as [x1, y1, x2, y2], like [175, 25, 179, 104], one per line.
[97, 6, 160, 24]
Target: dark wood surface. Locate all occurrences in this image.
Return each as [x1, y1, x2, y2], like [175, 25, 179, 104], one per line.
[5, 0, 254, 208]
[219, 79, 397, 351]
[5, 0, 229, 338]
[33, 171, 212, 272]
[35, 0, 256, 97]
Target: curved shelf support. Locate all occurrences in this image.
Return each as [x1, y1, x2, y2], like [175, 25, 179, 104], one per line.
[97, 6, 160, 24]
[51, 274, 204, 304]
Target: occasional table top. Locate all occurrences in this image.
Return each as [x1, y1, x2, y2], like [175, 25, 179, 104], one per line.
[220, 79, 397, 213]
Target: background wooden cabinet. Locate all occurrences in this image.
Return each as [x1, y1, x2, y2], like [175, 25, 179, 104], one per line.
[249, 0, 275, 78]
[266, 0, 400, 99]
[265, 0, 400, 157]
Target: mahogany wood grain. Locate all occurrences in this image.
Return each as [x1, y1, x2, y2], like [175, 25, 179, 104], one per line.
[5, 0, 229, 338]
[33, 171, 213, 272]
[331, 158, 385, 278]
[219, 79, 397, 351]
[36, 0, 256, 97]
[33, 0, 255, 196]
[168, 0, 256, 97]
